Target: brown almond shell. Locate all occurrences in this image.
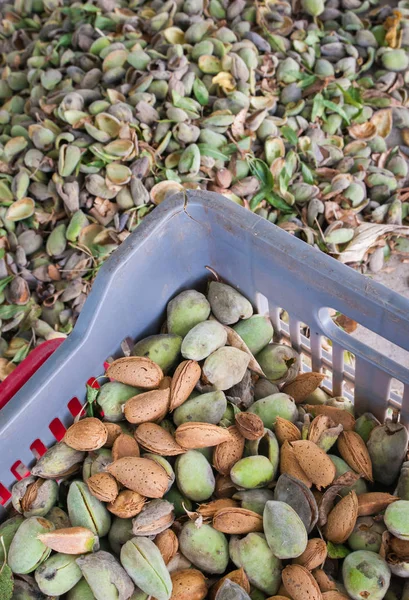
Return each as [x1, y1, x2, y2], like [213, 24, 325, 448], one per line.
[64, 417, 108, 452]
[107, 489, 146, 518]
[323, 491, 358, 543]
[280, 440, 312, 488]
[213, 425, 245, 476]
[107, 457, 170, 498]
[209, 568, 250, 600]
[283, 372, 326, 403]
[87, 472, 119, 503]
[175, 422, 232, 449]
[337, 430, 373, 482]
[235, 412, 264, 440]
[106, 356, 163, 389]
[304, 405, 355, 430]
[154, 529, 179, 564]
[134, 422, 186, 456]
[293, 538, 328, 570]
[275, 417, 301, 445]
[170, 360, 202, 411]
[291, 440, 336, 490]
[282, 564, 323, 600]
[213, 507, 263, 534]
[123, 388, 170, 425]
[357, 492, 399, 516]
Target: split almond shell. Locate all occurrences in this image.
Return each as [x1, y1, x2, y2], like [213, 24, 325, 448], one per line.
[170, 359, 202, 410]
[175, 422, 232, 449]
[135, 422, 186, 455]
[106, 356, 163, 389]
[282, 564, 323, 600]
[213, 507, 263, 534]
[235, 413, 264, 440]
[107, 456, 170, 498]
[123, 388, 170, 424]
[357, 492, 399, 516]
[291, 440, 336, 489]
[64, 417, 107, 451]
[338, 430, 373, 481]
[107, 489, 146, 518]
[155, 529, 179, 564]
[304, 405, 355, 430]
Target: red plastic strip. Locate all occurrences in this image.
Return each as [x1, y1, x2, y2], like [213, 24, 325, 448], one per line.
[10, 460, 30, 481]
[0, 483, 11, 505]
[0, 338, 64, 410]
[68, 397, 83, 417]
[30, 439, 48, 459]
[49, 418, 66, 442]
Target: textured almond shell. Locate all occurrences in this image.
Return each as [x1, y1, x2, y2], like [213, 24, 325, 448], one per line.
[213, 507, 263, 534]
[155, 529, 179, 565]
[275, 417, 301, 445]
[282, 564, 323, 600]
[323, 491, 358, 543]
[312, 569, 337, 593]
[197, 498, 238, 519]
[235, 413, 264, 440]
[213, 426, 245, 476]
[283, 372, 326, 403]
[107, 489, 146, 518]
[215, 474, 237, 499]
[112, 433, 140, 461]
[106, 356, 163, 389]
[170, 568, 207, 600]
[107, 457, 170, 498]
[209, 568, 250, 600]
[338, 431, 373, 482]
[170, 360, 202, 410]
[280, 440, 312, 488]
[87, 472, 119, 502]
[134, 422, 186, 456]
[123, 388, 170, 424]
[357, 492, 399, 516]
[304, 405, 355, 430]
[159, 375, 172, 390]
[64, 417, 108, 451]
[104, 422, 122, 448]
[322, 593, 350, 600]
[293, 538, 328, 570]
[175, 422, 232, 449]
[291, 440, 336, 489]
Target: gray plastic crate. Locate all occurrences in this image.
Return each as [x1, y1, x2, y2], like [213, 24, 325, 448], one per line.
[1, 190, 409, 517]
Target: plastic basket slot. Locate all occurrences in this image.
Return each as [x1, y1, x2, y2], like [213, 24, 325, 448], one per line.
[30, 439, 48, 459]
[0, 483, 11, 506]
[10, 460, 30, 481]
[68, 397, 83, 417]
[49, 418, 66, 442]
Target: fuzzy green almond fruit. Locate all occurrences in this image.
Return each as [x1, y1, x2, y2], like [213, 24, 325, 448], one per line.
[12, 477, 58, 518]
[31, 442, 85, 479]
[77, 550, 135, 600]
[203, 346, 250, 390]
[246, 429, 279, 481]
[67, 481, 111, 537]
[381, 49, 409, 72]
[385, 500, 409, 540]
[256, 344, 300, 384]
[301, 0, 325, 16]
[108, 517, 133, 555]
[179, 521, 229, 574]
[35, 553, 82, 596]
[342, 550, 390, 600]
[0, 515, 24, 563]
[229, 532, 281, 596]
[395, 461, 409, 500]
[120, 536, 171, 600]
[173, 390, 227, 425]
[233, 315, 273, 355]
[207, 281, 253, 325]
[233, 489, 275, 516]
[167, 289, 211, 337]
[263, 500, 308, 559]
[8, 516, 55, 574]
[367, 419, 409, 486]
[97, 382, 141, 422]
[230, 456, 274, 489]
[67, 578, 96, 600]
[354, 412, 380, 443]
[254, 378, 280, 400]
[247, 393, 298, 427]
[133, 334, 182, 373]
[181, 320, 227, 361]
[216, 579, 251, 600]
[175, 450, 215, 501]
[348, 517, 386, 552]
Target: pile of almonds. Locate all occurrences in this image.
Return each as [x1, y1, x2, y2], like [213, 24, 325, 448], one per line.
[2, 281, 409, 600]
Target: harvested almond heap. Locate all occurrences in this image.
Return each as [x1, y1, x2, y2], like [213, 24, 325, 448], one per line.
[2, 281, 409, 600]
